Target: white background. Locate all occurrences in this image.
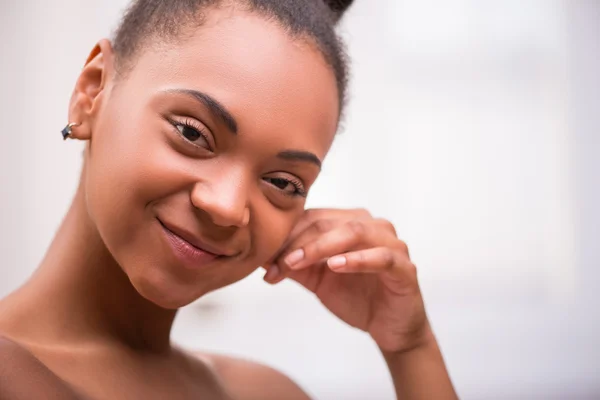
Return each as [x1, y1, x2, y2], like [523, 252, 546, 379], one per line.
[1, 0, 598, 399]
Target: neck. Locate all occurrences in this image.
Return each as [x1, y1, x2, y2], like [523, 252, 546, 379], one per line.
[0, 179, 176, 353]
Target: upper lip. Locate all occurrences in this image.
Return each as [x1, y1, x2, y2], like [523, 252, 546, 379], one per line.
[158, 219, 236, 257]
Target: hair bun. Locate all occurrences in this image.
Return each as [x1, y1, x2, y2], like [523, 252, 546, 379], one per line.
[322, 0, 354, 21]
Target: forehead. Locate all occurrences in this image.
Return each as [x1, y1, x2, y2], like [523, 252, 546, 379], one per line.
[119, 7, 340, 157]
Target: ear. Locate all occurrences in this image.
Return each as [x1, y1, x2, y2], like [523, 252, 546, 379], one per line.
[67, 39, 115, 140]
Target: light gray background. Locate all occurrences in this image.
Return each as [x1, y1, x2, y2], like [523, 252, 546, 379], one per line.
[0, 1, 598, 399]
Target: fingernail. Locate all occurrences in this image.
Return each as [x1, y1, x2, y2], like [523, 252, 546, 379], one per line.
[284, 249, 305, 268]
[328, 256, 347, 270]
[264, 264, 280, 282]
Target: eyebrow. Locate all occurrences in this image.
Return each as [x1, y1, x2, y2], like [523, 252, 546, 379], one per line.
[164, 88, 321, 169]
[165, 88, 238, 134]
[277, 150, 322, 169]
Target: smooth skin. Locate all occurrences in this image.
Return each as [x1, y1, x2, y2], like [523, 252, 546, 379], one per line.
[0, 6, 457, 400]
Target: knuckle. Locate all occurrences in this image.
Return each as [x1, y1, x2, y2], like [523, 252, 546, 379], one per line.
[397, 240, 409, 255]
[398, 240, 410, 260]
[306, 240, 322, 258]
[349, 250, 363, 264]
[357, 250, 366, 263]
[382, 249, 396, 269]
[346, 220, 366, 240]
[303, 208, 320, 221]
[353, 208, 372, 219]
[376, 218, 397, 236]
[312, 219, 334, 234]
[405, 261, 418, 278]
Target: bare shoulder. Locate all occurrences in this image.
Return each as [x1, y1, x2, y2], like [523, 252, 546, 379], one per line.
[196, 351, 311, 400]
[0, 335, 82, 399]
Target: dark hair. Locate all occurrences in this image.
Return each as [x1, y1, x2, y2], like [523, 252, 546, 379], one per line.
[112, 0, 354, 118]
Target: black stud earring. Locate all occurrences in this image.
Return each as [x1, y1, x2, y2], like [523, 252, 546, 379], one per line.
[61, 122, 81, 140]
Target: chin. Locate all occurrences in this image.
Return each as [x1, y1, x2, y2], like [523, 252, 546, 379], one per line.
[130, 268, 207, 310]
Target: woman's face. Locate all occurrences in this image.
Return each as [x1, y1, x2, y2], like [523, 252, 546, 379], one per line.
[82, 9, 340, 308]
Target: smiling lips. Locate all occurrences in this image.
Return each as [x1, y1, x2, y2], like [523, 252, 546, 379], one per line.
[158, 219, 232, 269]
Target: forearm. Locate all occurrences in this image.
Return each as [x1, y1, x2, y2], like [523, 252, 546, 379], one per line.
[381, 326, 458, 400]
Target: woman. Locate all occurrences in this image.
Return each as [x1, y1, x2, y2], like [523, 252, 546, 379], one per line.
[0, 0, 457, 398]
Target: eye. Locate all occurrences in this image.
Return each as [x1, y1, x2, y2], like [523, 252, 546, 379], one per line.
[177, 124, 201, 141]
[264, 176, 307, 198]
[169, 118, 212, 151]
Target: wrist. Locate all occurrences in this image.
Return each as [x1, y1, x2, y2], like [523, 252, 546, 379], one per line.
[379, 320, 437, 360]
[379, 323, 458, 400]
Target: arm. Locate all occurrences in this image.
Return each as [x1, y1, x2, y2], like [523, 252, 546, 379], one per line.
[264, 208, 459, 400]
[381, 325, 458, 400]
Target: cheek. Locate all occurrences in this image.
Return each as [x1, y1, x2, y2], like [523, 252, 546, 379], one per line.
[250, 204, 303, 264]
[82, 120, 205, 308]
[82, 94, 307, 304]
[83, 106, 169, 262]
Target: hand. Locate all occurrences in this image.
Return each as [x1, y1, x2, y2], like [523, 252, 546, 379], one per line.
[264, 208, 431, 354]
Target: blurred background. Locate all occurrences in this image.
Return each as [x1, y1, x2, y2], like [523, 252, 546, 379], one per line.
[1, 0, 598, 399]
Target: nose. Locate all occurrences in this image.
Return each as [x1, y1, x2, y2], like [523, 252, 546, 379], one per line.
[190, 171, 250, 228]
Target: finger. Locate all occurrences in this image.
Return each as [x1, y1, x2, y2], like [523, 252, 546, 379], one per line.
[264, 218, 342, 284]
[265, 235, 408, 285]
[279, 220, 397, 272]
[274, 209, 376, 266]
[286, 209, 338, 241]
[288, 208, 372, 241]
[267, 211, 392, 282]
[373, 217, 399, 238]
[263, 263, 284, 284]
[266, 218, 339, 272]
[270, 217, 399, 268]
[327, 247, 415, 280]
[263, 259, 327, 288]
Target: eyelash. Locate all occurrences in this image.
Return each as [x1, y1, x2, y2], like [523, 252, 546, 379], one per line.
[168, 117, 213, 151]
[167, 117, 306, 199]
[267, 176, 308, 198]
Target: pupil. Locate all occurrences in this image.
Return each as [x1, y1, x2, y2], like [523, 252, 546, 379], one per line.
[181, 126, 200, 141]
[272, 178, 288, 190]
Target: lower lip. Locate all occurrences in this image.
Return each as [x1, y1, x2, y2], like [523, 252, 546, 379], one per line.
[160, 224, 219, 269]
